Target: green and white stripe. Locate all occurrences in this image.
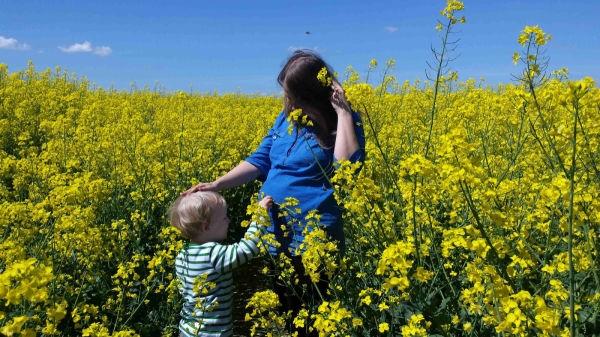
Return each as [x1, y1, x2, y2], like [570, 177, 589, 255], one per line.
[176, 222, 263, 337]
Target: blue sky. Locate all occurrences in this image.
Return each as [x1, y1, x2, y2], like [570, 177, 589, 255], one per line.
[1, 0, 599, 94]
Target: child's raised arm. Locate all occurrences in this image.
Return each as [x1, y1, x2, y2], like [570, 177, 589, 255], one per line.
[209, 196, 273, 273]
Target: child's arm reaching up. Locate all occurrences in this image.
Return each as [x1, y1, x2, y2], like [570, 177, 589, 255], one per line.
[209, 196, 273, 273]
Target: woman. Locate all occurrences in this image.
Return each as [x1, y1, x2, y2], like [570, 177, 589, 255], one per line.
[183, 50, 365, 336]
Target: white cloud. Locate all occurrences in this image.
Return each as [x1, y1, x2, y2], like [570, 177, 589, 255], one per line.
[59, 41, 93, 53]
[0, 36, 31, 50]
[384, 26, 399, 33]
[58, 41, 112, 56]
[93, 46, 112, 56]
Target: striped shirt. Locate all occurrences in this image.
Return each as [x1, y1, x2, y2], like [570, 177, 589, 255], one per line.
[175, 222, 264, 337]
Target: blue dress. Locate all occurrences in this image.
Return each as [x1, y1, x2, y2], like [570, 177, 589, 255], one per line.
[245, 110, 365, 255]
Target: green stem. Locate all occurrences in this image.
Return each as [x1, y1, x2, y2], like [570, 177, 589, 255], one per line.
[412, 179, 420, 265]
[524, 38, 568, 177]
[567, 98, 579, 337]
[121, 283, 156, 327]
[424, 17, 452, 160]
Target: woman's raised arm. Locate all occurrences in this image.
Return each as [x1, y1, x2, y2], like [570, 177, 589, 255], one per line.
[331, 82, 360, 161]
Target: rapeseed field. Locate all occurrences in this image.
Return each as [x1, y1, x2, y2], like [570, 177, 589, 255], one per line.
[1, 2, 599, 336]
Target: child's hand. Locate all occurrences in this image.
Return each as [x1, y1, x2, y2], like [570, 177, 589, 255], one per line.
[259, 196, 274, 210]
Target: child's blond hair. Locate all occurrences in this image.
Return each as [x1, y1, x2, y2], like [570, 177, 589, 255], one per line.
[168, 191, 225, 240]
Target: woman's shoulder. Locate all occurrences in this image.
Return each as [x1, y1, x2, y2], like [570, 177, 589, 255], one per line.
[273, 109, 286, 125]
[268, 109, 289, 132]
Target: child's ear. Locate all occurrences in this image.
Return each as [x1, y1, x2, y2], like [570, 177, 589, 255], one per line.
[200, 221, 210, 232]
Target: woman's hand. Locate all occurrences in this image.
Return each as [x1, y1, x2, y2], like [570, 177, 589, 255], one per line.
[181, 181, 219, 196]
[259, 195, 274, 210]
[330, 81, 352, 115]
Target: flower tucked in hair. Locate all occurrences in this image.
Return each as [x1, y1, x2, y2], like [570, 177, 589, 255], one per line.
[317, 67, 332, 87]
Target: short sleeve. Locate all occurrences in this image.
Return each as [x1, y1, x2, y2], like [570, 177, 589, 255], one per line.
[245, 111, 284, 181]
[245, 132, 274, 182]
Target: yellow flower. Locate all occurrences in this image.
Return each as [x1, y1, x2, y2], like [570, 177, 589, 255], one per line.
[293, 309, 309, 328]
[0, 316, 28, 336]
[413, 267, 434, 283]
[317, 67, 332, 87]
[286, 108, 313, 134]
[512, 52, 520, 65]
[440, 0, 465, 20]
[379, 322, 390, 333]
[518, 25, 551, 47]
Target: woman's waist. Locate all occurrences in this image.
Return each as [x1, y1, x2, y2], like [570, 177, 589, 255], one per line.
[263, 169, 334, 189]
[261, 186, 339, 215]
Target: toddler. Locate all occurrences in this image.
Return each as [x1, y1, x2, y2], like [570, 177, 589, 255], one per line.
[169, 191, 272, 337]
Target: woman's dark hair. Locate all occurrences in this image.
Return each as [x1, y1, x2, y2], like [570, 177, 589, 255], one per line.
[278, 50, 337, 148]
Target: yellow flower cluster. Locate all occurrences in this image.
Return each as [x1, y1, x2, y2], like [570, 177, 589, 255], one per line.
[376, 241, 414, 292]
[0, 258, 53, 305]
[311, 301, 354, 337]
[245, 290, 288, 336]
[297, 211, 340, 283]
[286, 108, 313, 135]
[0, 258, 58, 336]
[316, 67, 339, 88]
[400, 314, 430, 337]
[518, 25, 552, 47]
[514, 25, 553, 78]
[317, 67, 332, 87]
[438, 0, 466, 29]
